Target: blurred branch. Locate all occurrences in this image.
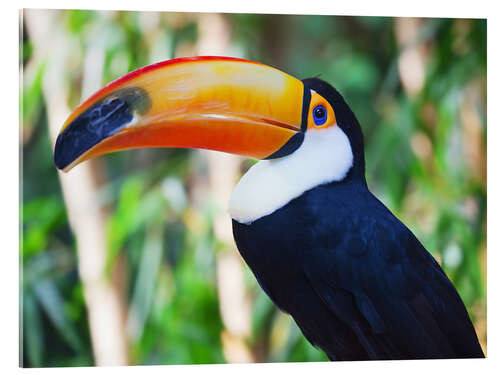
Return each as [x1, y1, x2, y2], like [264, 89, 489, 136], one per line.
[24, 9, 129, 366]
[395, 17, 428, 97]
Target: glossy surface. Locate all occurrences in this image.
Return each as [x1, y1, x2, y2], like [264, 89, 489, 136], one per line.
[56, 57, 305, 170]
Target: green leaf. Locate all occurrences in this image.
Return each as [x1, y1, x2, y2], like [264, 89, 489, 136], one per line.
[106, 177, 144, 271]
[127, 225, 164, 341]
[21, 62, 45, 128]
[22, 197, 66, 261]
[22, 292, 44, 367]
[32, 279, 83, 352]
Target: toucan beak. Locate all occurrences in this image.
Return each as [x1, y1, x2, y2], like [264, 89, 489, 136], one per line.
[54, 56, 306, 172]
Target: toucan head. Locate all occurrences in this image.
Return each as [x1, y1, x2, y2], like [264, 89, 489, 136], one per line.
[54, 57, 366, 222]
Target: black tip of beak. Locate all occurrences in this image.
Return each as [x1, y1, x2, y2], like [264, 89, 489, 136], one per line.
[54, 87, 151, 170]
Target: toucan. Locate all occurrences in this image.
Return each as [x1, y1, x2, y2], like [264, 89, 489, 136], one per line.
[54, 56, 484, 361]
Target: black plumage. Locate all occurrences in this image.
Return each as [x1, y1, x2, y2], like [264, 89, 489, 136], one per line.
[232, 79, 484, 360]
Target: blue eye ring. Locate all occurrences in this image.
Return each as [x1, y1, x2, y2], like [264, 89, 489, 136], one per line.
[313, 105, 327, 125]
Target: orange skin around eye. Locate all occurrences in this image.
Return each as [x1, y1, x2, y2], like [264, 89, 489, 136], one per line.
[306, 91, 337, 130]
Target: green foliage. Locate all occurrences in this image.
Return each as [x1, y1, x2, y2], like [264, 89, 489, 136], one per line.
[21, 62, 45, 128]
[21, 10, 486, 367]
[22, 249, 92, 367]
[22, 197, 66, 261]
[107, 177, 145, 272]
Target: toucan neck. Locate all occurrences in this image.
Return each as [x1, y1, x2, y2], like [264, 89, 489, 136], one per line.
[347, 151, 367, 185]
[229, 126, 354, 224]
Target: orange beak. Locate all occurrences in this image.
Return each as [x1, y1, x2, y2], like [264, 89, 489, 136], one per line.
[54, 56, 307, 172]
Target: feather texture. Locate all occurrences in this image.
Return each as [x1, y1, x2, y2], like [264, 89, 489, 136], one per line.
[232, 175, 484, 360]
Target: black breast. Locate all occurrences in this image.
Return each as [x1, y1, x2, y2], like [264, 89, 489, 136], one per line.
[232, 179, 484, 360]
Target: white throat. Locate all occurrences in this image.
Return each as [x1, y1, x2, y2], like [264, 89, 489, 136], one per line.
[229, 126, 353, 224]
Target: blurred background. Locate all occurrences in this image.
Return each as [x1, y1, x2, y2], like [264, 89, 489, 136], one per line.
[20, 9, 486, 367]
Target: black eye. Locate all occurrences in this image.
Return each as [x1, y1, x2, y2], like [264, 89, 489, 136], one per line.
[313, 105, 327, 125]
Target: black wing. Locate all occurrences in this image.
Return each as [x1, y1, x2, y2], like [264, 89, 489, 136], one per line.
[232, 184, 484, 361]
[300, 203, 484, 360]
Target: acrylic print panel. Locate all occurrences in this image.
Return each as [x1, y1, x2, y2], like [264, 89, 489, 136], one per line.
[20, 8, 486, 367]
